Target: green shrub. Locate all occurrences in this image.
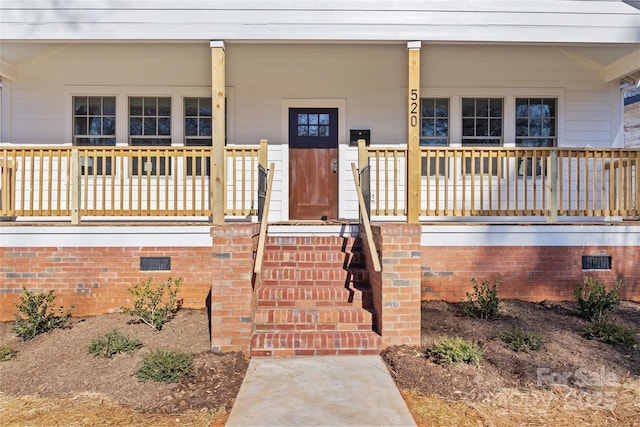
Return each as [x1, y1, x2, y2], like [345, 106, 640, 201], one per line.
[462, 278, 500, 320]
[0, 344, 17, 362]
[12, 288, 73, 340]
[88, 329, 143, 358]
[122, 277, 182, 330]
[498, 328, 544, 352]
[134, 349, 194, 383]
[573, 277, 624, 323]
[583, 321, 636, 347]
[430, 336, 483, 366]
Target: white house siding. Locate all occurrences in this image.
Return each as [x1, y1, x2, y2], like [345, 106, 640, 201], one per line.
[0, 43, 629, 220]
[2, 1, 638, 44]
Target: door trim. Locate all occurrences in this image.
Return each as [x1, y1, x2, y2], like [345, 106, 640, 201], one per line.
[280, 99, 347, 221]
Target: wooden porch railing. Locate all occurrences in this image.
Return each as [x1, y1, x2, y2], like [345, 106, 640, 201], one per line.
[2, 144, 638, 222]
[360, 146, 639, 220]
[254, 162, 275, 275]
[351, 162, 381, 272]
[0, 144, 266, 222]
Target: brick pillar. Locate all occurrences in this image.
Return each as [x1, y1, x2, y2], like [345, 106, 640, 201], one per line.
[210, 223, 259, 353]
[363, 223, 422, 347]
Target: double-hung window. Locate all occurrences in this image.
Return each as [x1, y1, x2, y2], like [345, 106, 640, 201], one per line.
[462, 97, 503, 175]
[73, 96, 116, 175]
[462, 97, 503, 146]
[420, 98, 449, 176]
[184, 97, 212, 175]
[515, 98, 557, 176]
[129, 97, 171, 175]
[515, 98, 557, 147]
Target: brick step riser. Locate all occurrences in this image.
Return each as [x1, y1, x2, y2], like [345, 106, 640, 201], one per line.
[260, 280, 369, 288]
[265, 237, 362, 246]
[256, 287, 371, 303]
[255, 308, 372, 325]
[251, 349, 381, 356]
[254, 324, 374, 332]
[262, 255, 365, 266]
[250, 331, 382, 357]
[261, 268, 368, 280]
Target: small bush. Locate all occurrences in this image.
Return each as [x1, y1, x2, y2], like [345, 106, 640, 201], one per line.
[499, 328, 544, 352]
[12, 288, 73, 341]
[462, 278, 500, 320]
[134, 349, 194, 383]
[583, 321, 636, 347]
[122, 277, 182, 330]
[430, 336, 483, 366]
[0, 344, 17, 362]
[88, 329, 143, 358]
[573, 277, 624, 323]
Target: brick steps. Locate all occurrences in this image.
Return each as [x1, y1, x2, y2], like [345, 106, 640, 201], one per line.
[251, 235, 380, 356]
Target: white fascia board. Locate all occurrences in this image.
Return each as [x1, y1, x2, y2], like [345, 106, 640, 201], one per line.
[421, 225, 640, 247]
[0, 226, 213, 247]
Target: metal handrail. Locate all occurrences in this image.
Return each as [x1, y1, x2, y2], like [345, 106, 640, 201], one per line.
[351, 162, 381, 272]
[254, 162, 275, 274]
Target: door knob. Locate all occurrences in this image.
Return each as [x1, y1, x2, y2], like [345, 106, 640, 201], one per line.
[332, 159, 338, 173]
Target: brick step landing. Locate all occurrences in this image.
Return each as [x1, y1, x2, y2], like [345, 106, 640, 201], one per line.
[250, 331, 382, 356]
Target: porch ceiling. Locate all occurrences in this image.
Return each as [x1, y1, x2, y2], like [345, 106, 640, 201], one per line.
[1, 0, 639, 82]
[1, 41, 637, 85]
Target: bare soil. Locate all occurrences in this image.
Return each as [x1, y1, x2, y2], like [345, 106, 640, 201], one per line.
[0, 309, 247, 426]
[0, 300, 639, 426]
[384, 299, 640, 426]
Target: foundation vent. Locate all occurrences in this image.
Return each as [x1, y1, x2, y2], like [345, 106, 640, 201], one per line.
[140, 257, 171, 271]
[582, 255, 611, 270]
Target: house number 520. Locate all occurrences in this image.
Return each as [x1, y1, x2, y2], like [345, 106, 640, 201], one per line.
[410, 89, 419, 128]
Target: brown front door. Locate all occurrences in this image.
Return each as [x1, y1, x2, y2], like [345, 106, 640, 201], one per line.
[289, 108, 338, 220]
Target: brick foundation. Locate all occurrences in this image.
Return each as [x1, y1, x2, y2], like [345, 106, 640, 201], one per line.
[364, 223, 422, 347]
[421, 246, 640, 302]
[0, 246, 216, 321]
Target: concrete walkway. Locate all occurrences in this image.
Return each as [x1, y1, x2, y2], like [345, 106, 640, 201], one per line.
[225, 355, 416, 427]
